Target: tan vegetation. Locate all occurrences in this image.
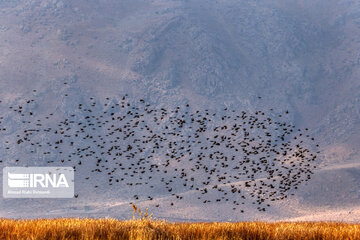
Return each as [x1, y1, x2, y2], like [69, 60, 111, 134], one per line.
[0, 202, 358, 240]
[1, 217, 359, 240]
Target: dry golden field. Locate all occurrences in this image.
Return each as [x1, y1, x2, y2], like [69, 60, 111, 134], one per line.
[0, 218, 360, 240]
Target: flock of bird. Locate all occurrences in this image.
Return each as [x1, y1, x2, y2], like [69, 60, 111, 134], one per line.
[0, 88, 320, 213]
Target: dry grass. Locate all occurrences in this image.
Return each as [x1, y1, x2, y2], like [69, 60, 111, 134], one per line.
[0, 218, 359, 240]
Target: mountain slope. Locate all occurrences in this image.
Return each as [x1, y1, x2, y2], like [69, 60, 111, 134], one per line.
[0, 0, 359, 221]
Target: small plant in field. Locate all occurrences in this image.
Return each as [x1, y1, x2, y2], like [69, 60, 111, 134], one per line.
[131, 203, 152, 220]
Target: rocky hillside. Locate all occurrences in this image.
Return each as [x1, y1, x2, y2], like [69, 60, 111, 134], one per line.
[0, 0, 359, 221]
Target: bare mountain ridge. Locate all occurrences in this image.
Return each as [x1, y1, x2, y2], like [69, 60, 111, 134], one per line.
[0, 0, 359, 221]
